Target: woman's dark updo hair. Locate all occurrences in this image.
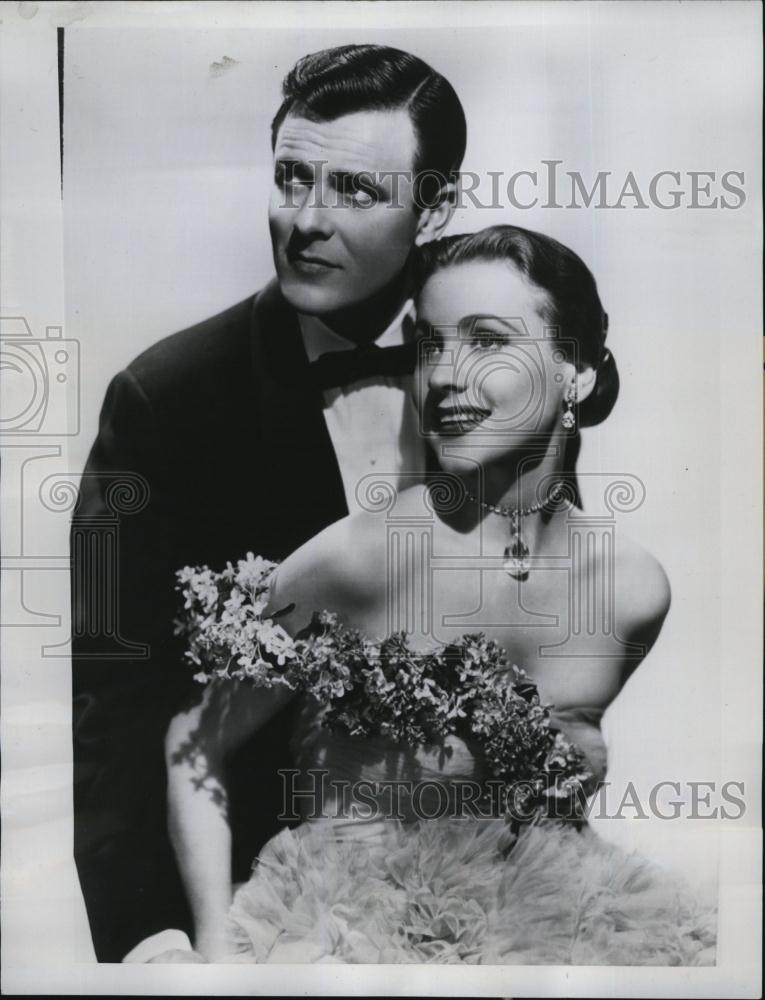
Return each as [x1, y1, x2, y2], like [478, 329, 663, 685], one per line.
[415, 225, 619, 427]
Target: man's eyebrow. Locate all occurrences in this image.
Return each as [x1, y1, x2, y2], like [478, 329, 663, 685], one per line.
[274, 158, 314, 180]
[327, 169, 388, 197]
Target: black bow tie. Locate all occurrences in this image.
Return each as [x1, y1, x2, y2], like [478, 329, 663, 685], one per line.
[308, 341, 417, 391]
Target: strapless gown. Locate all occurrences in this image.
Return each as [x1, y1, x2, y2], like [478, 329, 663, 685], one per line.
[222, 696, 716, 965]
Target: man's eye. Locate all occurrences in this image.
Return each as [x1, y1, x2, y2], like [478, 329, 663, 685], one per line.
[351, 189, 375, 208]
[275, 166, 311, 188]
[333, 176, 378, 208]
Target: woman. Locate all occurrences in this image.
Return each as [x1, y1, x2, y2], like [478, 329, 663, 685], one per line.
[164, 226, 715, 965]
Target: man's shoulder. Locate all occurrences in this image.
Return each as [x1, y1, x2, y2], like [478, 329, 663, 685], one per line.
[125, 280, 291, 399]
[130, 296, 254, 371]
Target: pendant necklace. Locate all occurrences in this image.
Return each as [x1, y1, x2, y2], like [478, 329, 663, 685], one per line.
[465, 482, 567, 580]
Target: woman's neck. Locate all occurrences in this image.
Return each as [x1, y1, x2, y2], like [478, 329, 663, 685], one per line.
[436, 434, 573, 549]
[476, 447, 565, 512]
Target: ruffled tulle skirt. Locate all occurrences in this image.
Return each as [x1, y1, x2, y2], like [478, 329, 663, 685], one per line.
[223, 818, 716, 965]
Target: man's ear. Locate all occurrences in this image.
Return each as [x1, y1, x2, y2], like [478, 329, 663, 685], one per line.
[414, 181, 457, 246]
[574, 364, 597, 404]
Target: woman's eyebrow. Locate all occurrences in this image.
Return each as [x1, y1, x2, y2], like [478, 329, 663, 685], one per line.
[414, 315, 527, 339]
[459, 314, 527, 336]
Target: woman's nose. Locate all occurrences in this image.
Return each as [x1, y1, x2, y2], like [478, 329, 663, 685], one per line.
[425, 344, 468, 394]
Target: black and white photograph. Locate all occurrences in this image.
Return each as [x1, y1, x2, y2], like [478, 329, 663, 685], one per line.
[0, 1, 761, 996]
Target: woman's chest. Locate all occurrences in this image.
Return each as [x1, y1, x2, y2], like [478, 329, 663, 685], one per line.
[390, 566, 628, 710]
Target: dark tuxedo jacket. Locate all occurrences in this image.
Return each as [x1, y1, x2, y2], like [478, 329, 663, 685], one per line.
[72, 280, 355, 961]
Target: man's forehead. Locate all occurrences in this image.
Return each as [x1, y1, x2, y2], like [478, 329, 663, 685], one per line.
[274, 109, 418, 171]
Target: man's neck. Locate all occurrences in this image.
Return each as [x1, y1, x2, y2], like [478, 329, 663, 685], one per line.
[318, 269, 411, 346]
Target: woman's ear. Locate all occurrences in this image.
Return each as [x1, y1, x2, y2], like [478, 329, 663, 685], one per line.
[414, 182, 457, 246]
[574, 364, 597, 404]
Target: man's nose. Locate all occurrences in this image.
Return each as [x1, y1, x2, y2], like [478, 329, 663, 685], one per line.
[292, 183, 334, 240]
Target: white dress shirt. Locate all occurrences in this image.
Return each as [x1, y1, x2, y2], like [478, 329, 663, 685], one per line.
[298, 299, 426, 515]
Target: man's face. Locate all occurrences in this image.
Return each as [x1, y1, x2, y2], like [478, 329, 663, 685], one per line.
[269, 109, 422, 316]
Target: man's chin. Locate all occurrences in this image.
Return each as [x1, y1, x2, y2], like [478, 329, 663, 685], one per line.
[278, 273, 358, 318]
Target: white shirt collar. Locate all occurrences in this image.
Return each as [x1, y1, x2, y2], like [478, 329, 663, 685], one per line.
[298, 297, 415, 363]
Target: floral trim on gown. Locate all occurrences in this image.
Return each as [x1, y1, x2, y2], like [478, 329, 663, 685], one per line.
[220, 694, 717, 967]
[218, 693, 716, 966]
[175, 554, 718, 966]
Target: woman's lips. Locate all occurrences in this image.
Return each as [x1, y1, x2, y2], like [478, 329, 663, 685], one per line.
[432, 409, 491, 434]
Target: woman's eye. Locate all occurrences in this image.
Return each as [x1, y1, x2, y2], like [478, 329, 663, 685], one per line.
[471, 331, 506, 350]
[422, 336, 444, 359]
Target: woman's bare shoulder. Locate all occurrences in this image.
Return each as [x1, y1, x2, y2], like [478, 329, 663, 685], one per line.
[269, 485, 431, 630]
[611, 532, 671, 644]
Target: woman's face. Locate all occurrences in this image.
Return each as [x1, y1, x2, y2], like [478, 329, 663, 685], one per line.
[414, 260, 576, 475]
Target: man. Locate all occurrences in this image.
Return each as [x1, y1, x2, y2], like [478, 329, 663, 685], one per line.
[72, 43, 466, 962]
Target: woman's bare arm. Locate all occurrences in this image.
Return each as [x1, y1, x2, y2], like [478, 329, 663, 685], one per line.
[164, 679, 294, 960]
[164, 515, 383, 959]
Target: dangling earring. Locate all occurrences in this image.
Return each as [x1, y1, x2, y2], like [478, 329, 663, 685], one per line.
[561, 380, 576, 430]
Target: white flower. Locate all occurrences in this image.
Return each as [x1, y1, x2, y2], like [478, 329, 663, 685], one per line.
[235, 552, 277, 592]
[257, 621, 297, 665]
[224, 589, 246, 610]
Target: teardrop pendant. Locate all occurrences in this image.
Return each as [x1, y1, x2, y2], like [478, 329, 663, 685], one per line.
[503, 537, 530, 579]
[465, 483, 567, 583]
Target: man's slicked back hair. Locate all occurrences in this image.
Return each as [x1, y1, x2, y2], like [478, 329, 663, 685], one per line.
[271, 44, 467, 197]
